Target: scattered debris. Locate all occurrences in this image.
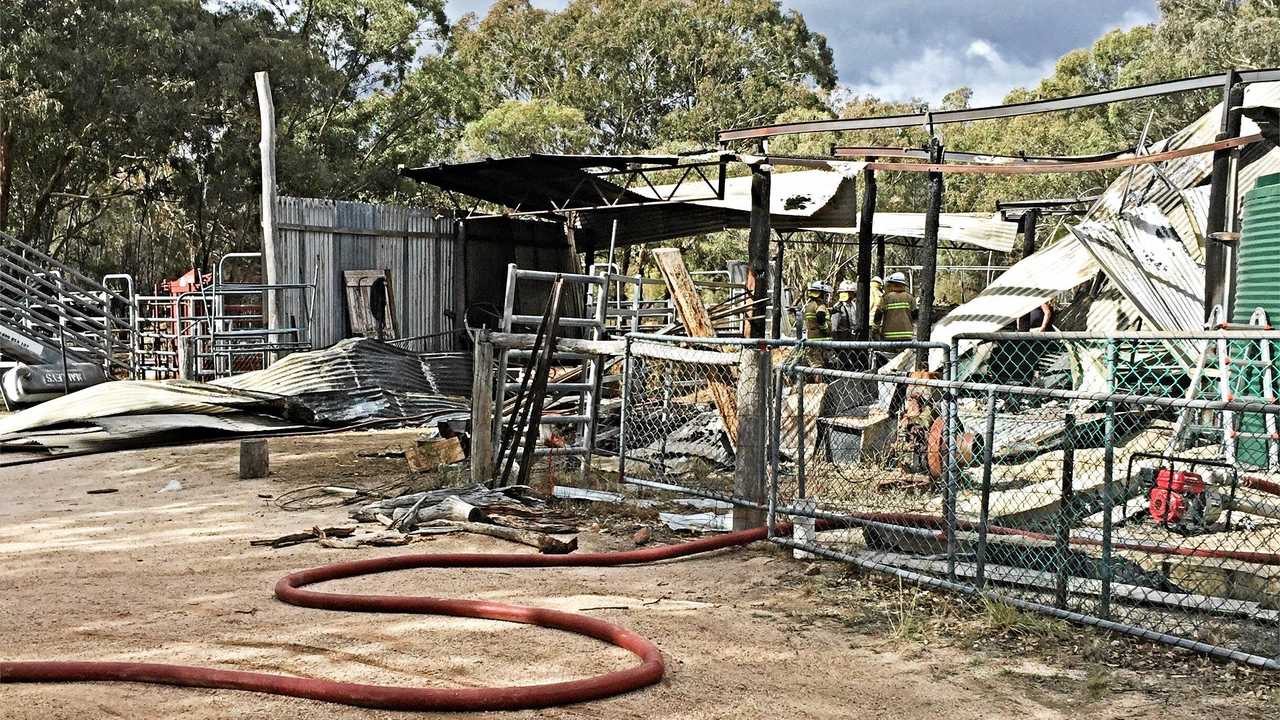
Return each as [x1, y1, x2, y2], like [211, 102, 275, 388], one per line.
[660, 511, 732, 533]
[413, 520, 577, 554]
[250, 526, 356, 548]
[633, 526, 653, 546]
[553, 485, 625, 503]
[86, 488, 118, 495]
[158, 479, 183, 493]
[405, 436, 465, 472]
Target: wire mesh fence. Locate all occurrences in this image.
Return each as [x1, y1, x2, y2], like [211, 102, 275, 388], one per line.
[774, 360, 1280, 668]
[619, 335, 757, 503]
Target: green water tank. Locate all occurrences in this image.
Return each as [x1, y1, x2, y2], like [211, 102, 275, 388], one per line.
[1231, 172, 1280, 469]
[1234, 172, 1280, 324]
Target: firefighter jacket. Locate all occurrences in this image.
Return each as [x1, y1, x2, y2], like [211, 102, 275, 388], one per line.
[875, 288, 916, 340]
[803, 299, 830, 340]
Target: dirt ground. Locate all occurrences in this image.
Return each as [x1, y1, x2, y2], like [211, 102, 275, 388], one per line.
[1, 430, 1275, 719]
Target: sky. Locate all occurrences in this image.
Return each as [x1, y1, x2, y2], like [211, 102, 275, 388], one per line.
[443, 0, 1161, 106]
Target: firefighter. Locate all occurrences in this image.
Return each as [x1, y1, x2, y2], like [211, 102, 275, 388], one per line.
[802, 281, 832, 340]
[874, 271, 916, 341]
[830, 279, 858, 342]
[802, 280, 832, 369]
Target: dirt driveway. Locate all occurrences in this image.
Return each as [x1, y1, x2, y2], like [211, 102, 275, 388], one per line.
[0, 430, 1272, 719]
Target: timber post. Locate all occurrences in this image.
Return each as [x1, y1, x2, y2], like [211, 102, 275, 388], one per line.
[856, 161, 877, 340]
[470, 330, 495, 485]
[733, 347, 770, 530]
[1205, 68, 1244, 320]
[1021, 208, 1039, 258]
[747, 162, 772, 338]
[915, 135, 944, 366]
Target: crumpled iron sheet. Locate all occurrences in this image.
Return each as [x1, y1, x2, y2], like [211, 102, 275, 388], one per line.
[214, 338, 471, 424]
[0, 338, 471, 455]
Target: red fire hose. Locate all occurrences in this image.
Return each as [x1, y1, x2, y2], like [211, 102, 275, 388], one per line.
[0, 526, 769, 712]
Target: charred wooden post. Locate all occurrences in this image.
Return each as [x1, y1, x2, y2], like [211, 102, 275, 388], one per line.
[875, 234, 886, 278]
[915, 137, 944, 366]
[733, 348, 770, 530]
[746, 162, 772, 338]
[1205, 69, 1244, 320]
[856, 162, 877, 340]
[1021, 208, 1039, 258]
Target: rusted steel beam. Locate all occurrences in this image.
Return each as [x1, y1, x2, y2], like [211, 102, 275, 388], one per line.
[859, 134, 1259, 175]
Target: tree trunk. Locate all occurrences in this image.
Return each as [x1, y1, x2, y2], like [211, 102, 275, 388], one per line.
[0, 114, 12, 233]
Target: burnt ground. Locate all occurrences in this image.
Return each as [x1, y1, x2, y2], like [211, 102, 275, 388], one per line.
[1, 429, 1275, 719]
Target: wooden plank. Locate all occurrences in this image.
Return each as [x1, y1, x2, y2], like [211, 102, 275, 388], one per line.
[343, 269, 398, 340]
[651, 248, 739, 444]
[651, 248, 719, 338]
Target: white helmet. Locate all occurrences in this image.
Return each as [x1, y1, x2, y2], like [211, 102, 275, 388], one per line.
[837, 280, 857, 293]
[807, 281, 832, 294]
[871, 275, 883, 285]
[886, 271, 908, 285]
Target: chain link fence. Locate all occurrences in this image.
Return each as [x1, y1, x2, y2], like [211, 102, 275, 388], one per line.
[619, 335, 764, 504]
[774, 356, 1280, 669]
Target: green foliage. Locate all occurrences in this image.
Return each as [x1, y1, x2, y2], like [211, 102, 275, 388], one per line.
[457, 99, 596, 159]
[6, 0, 1280, 294]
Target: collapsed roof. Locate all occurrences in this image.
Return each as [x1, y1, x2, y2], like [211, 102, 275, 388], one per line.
[403, 153, 868, 246]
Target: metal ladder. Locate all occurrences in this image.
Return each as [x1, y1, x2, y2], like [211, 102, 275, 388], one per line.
[1168, 306, 1279, 470]
[494, 264, 608, 484]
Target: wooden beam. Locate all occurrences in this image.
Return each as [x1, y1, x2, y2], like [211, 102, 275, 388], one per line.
[650, 247, 740, 444]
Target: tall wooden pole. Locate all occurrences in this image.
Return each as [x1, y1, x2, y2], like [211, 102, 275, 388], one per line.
[915, 137, 944, 366]
[0, 114, 12, 232]
[1205, 69, 1244, 320]
[856, 162, 877, 340]
[255, 71, 281, 342]
[746, 162, 772, 339]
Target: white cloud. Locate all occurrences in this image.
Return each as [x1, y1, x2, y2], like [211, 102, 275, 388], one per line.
[840, 37, 1055, 107]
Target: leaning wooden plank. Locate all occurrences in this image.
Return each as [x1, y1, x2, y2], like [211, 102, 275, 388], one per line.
[651, 248, 719, 338]
[650, 247, 739, 444]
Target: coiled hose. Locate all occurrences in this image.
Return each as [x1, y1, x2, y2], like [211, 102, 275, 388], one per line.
[0, 526, 768, 712]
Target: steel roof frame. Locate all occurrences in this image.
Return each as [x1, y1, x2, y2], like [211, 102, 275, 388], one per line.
[717, 68, 1280, 143]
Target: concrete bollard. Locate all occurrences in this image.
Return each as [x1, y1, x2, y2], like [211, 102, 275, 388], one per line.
[792, 497, 817, 560]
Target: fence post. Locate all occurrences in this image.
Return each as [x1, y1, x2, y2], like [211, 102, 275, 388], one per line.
[768, 362, 784, 538]
[470, 330, 495, 485]
[944, 344, 959, 581]
[1055, 413, 1076, 610]
[617, 335, 632, 489]
[975, 387, 997, 589]
[733, 347, 769, 530]
[1100, 400, 1116, 619]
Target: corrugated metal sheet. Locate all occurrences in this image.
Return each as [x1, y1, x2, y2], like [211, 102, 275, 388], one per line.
[803, 212, 1018, 252]
[1070, 205, 1204, 335]
[0, 339, 471, 447]
[0, 381, 288, 437]
[274, 197, 461, 352]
